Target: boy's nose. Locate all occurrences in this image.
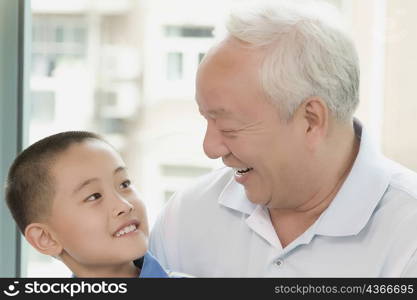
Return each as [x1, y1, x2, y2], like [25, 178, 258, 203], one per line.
[113, 196, 134, 217]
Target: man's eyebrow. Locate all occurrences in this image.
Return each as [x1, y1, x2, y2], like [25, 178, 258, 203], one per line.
[199, 108, 231, 118]
[72, 166, 127, 195]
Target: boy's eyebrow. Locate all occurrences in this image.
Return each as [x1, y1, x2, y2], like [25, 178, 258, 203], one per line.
[73, 178, 99, 195]
[72, 166, 127, 195]
[114, 166, 126, 174]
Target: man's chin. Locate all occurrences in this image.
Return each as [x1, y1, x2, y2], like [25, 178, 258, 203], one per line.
[244, 189, 270, 206]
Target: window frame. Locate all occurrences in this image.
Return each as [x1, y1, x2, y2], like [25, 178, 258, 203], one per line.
[0, 0, 31, 277]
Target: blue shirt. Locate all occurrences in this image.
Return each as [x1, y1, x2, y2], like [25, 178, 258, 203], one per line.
[135, 252, 169, 278]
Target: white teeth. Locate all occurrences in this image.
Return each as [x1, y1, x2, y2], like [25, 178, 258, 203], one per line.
[235, 167, 253, 175]
[115, 224, 137, 237]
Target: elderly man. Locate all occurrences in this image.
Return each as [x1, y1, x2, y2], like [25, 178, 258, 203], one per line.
[149, 1, 417, 277]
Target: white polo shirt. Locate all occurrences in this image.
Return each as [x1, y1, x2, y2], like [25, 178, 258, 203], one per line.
[149, 123, 417, 277]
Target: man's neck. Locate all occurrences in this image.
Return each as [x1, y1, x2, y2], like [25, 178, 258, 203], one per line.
[269, 124, 359, 248]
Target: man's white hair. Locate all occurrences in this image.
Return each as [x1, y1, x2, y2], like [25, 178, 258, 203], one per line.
[226, 0, 359, 121]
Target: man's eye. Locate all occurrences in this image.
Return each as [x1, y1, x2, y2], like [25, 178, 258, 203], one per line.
[221, 129, 237, 136]
[85, 193, 102, 202]
[120, 180, 131, 189]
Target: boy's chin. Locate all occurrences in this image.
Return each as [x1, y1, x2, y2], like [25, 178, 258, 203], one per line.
[127, 241, 149, 261]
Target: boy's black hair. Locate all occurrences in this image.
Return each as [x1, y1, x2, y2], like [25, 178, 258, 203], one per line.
[5, 131, 105, 233]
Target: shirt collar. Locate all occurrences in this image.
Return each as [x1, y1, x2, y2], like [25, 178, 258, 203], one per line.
[135, 251, 169, 278]
[218, 174, 257, 215]
[218, 119, 394, 237]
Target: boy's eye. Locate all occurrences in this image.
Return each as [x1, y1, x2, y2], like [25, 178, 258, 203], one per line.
[85, 193, 102, 202]
[120, 180, 131, 189]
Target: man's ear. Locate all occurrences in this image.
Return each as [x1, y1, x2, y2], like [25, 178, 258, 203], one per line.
[25, 223, 63, 257]
[295, 97, 329, 149]
[304, 97, 328, 132]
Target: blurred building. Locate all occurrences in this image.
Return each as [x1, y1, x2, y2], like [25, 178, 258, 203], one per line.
[31, 0, 141, 147]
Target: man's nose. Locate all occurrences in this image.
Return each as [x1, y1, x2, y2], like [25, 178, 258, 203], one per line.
[112, 193, 134, 217]
[203, 120, 229, 159]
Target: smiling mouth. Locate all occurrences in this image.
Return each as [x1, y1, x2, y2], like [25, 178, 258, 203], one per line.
[114, 223, 139, 238]
[235, 167, 253, 176]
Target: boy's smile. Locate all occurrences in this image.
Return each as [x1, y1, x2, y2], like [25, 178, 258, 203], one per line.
[44, 139, 149, 277]
[113, 220, 140, 238]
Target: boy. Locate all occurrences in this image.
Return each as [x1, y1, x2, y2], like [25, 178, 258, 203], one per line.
[5, 131, 179, 277]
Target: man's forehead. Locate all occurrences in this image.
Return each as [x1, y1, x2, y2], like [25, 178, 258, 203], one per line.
[203, 38, 256, 71]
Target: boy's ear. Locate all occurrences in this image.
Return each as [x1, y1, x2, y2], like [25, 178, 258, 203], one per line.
[24, 223, 63, 257]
